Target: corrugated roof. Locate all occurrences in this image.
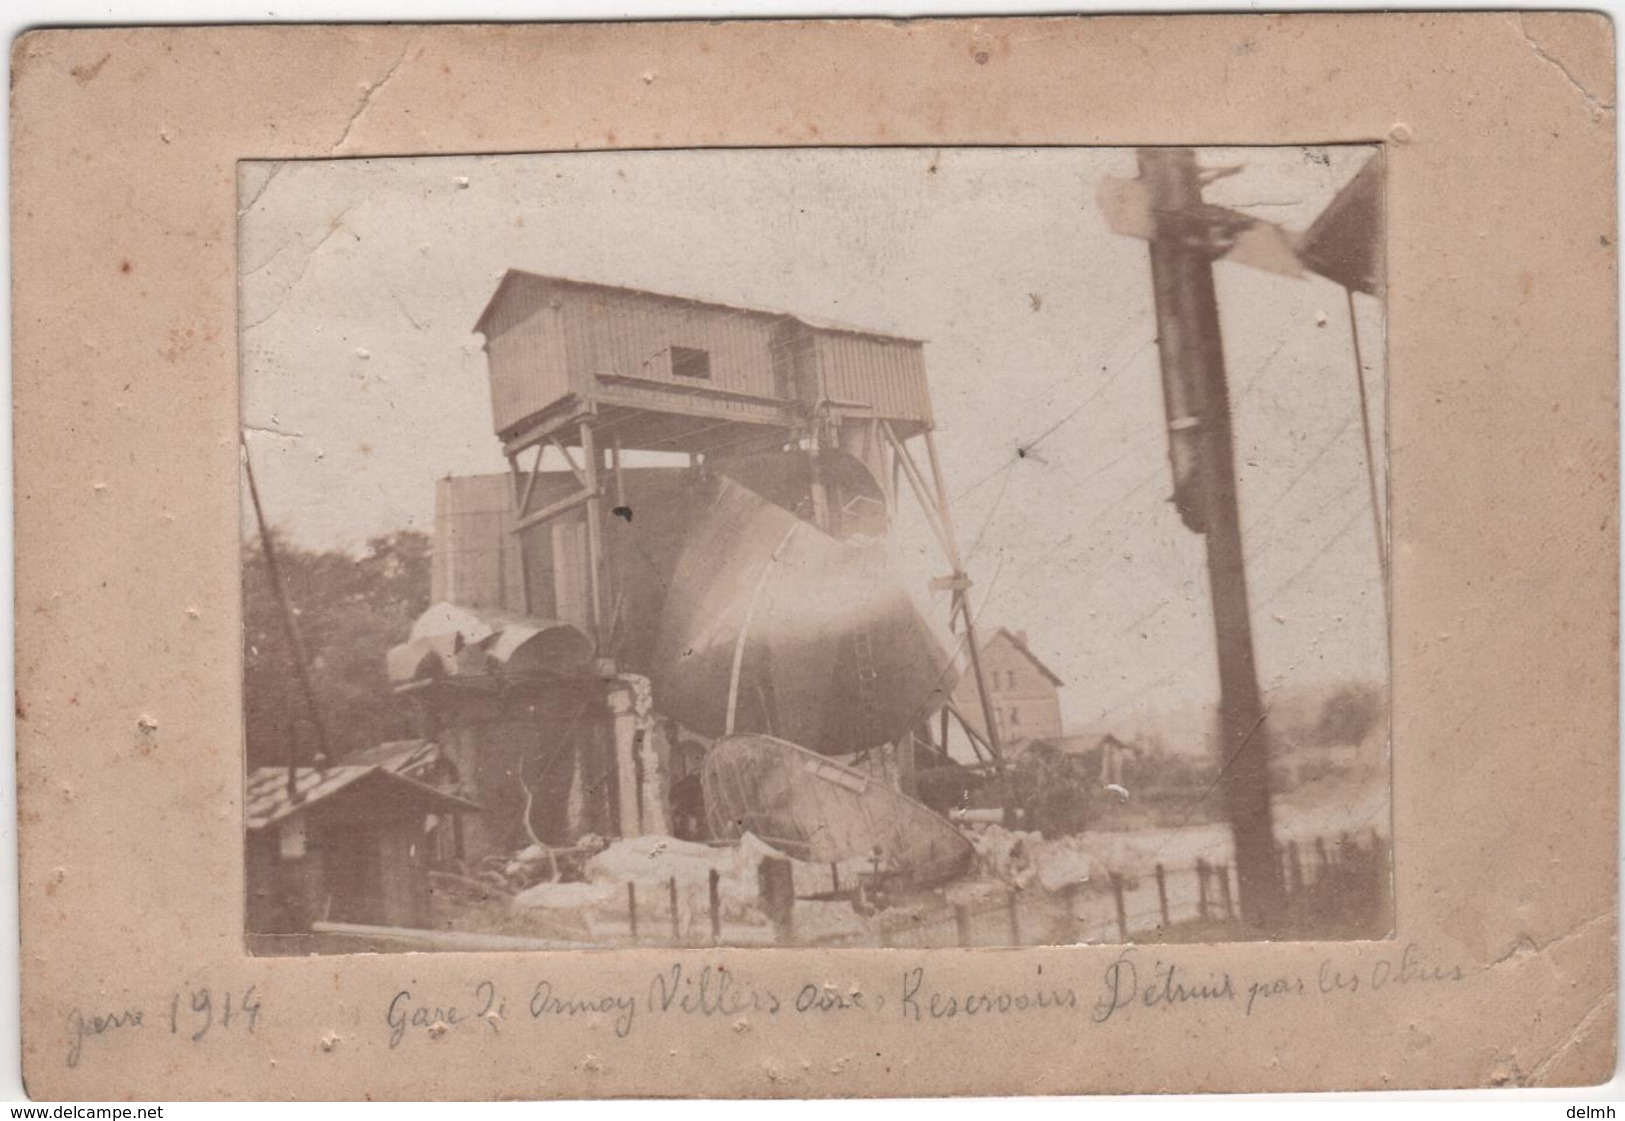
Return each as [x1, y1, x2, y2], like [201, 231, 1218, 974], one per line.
[245, 756, 479, 830]
[473, 270, 927, 346]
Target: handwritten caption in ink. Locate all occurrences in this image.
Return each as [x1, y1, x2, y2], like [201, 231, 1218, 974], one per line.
[66, 985, 261, 1069]
[57, 944, 1469, 1067]
[379, 943, 1467, 1049]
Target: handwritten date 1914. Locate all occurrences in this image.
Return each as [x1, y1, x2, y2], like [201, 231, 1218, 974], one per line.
[67, 986, 260, 1069]
[170, 985, 261, 1042]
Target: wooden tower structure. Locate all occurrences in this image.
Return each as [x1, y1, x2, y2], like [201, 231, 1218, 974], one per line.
[472, 272, 1010, 778]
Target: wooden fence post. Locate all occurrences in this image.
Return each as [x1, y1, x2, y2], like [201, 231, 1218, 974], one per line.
[757, 856, 796, 944]
[668, 876, 681, 942]
[954, 904, 972, 947]
[627, 882, 638, 942]
[1110, 872, 1129, 942]
[1218, 863, 1234, 921]
[1287, 842, 1304, 895]
[1155, 863, 1170, 928]
[1314, 837, 1331, 881]
[1006, 889, 1022, 945]
[708, 867, 721, 944]
[1196, 858, 1210, 920]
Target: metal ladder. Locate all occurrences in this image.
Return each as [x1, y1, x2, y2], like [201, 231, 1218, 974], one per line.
[851, 626, 884, 752]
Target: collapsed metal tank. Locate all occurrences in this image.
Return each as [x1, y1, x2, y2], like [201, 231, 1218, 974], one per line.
[651, 449, 960, 757]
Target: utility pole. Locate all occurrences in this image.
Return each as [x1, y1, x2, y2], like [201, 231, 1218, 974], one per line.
[1138, 147, 1284, 927]
[242, 439, 332, 799]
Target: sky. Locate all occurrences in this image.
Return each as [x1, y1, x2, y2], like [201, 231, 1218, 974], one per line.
[239, 146, 1387, 735]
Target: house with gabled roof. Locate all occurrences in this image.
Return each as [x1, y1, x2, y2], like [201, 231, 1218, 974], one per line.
[950, 627, 1065, 750]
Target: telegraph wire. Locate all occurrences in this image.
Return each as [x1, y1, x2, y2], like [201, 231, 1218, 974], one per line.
[1238, 410, 1359, 545]
[1252, 500, 1370, 614]
[951, 336, 1157, 505]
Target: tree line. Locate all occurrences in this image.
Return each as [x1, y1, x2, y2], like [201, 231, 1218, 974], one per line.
[242, 529, 432, 771]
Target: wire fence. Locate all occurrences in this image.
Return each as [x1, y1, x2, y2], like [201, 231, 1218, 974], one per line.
[415, 828, 1394, 951]
[831, 826, 1392, 948]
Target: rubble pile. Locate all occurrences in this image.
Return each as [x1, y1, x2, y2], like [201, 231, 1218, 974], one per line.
[965, 825, 1095, 894]
[452, 831, 879, 944]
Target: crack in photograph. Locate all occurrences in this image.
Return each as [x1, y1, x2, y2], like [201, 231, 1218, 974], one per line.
[239, 146, 1391, 954]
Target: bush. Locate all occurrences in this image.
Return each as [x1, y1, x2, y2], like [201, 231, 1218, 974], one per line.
[1003, 742, 1094, 838]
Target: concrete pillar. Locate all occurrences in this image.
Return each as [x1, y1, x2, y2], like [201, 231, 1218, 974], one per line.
[607, 681, 641, 838]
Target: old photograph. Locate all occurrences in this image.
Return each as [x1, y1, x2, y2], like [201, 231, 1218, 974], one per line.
[239, 145, 1390, 954]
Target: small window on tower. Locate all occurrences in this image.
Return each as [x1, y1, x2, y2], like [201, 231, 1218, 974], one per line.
[670, 346, 712, 380]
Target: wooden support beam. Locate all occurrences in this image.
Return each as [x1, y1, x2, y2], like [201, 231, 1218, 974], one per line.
[511, 486, 598, 533]
[517, 444, 545, 520]
[923, 432, 1007, 771]
[888, 440, 901, 520]
[880, 422, 956, 561]
[547, 434, 590, 491]
[612, 437, 626, 510]
[500, 395, 588, 458]
[310, 921, 592, 953]
[581, 421, 608, 648]
[922, 430, 964, 555]
[943, 700, 993, 763]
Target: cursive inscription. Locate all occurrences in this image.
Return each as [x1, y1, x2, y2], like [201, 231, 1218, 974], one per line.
[387, 981, 502, 1049]
[901, 966, 1079, 1021]
[648, 964, 780, 1019]
[66, 1007, 142, 1070]
[65, 984, 261, 1069]
[1093, 953, 1237, 1023]
[531, 980, 636, 1039]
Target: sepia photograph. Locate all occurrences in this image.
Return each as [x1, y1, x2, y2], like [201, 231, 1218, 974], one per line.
[239, 145, 1390, 955]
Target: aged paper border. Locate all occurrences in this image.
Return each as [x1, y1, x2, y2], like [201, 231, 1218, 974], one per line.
[11, 15, 1617, 1098]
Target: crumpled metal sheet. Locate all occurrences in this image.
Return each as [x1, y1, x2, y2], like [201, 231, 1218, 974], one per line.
[701, 733, 974, 886]
[386, 601, 594, 689]
[652, 462, 958, 755]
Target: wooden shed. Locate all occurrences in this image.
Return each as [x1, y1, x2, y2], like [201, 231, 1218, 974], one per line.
[473, 273, 934, 455]
[245, 751, 479, 939]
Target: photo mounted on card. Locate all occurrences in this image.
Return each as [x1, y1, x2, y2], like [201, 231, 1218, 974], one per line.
[238, 146, 1389, 954]
[12, 16, 1616, 1100]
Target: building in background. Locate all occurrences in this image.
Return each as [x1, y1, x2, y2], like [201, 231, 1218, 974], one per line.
[951, 627, 1064, 747]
